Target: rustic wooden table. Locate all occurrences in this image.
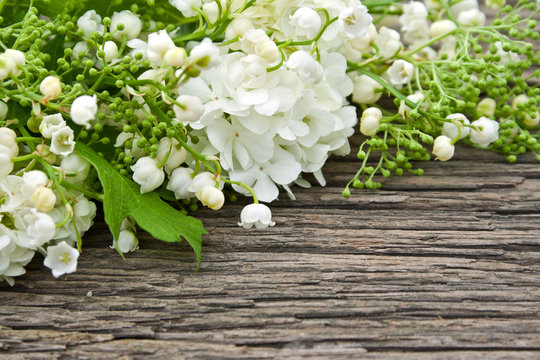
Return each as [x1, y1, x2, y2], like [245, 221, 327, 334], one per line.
[1, 143, 539, 359]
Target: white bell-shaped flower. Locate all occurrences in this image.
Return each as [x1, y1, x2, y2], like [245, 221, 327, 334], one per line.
[442, 113, 470, 140]
[238, 203, 275, 229]
[352, 74, 383, 104]
[102, 41, 118, 62]
[0, 127, 18, 157]
[110, 10, 142, 41]
[173, 95, 204, 123]
[375, 27, 401, 58]
[339, 4, 372, 39]
[286, 51, 324, 85]
[22, 209, 56, 248]
[60, 153, 91, 183]
[167, 167, 195, 199]
[198, 185, 224, 210]
[22, 170, 48, 198]
[39, 113, 66, 139]
[50, 126, 75, 156]
[433, 135, 455, 161]
[360, 107, 382, 136]
[77, 10, 104, 37]
[4, 49, 25, 77]
[147, 30, 176, 67]
[165, 47, 187, 67]
[116, 229, 139, 253]
[70, 95, 97, 129]
[131, 156, 165, 193]
[188, 171, 217, 197]
[170, 0, 202, 18]
[457, 8, 486, 26]
[189, 38, 220, 68]
[430, 20, 457, 39]
[155, 137, 187, 174]
[385, 59, 414, 86]
[43, 241, 79, 278]
[39, 76, 62, 100]
[0, 145, 13, 177]
[0, 53, 17, 80]
[477, 98, 496, 117]
[470, 117, 499, 147]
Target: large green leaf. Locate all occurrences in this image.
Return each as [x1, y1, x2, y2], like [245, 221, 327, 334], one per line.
[76, 142, 206, 269]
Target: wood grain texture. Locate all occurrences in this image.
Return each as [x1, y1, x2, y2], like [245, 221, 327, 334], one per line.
[1, 145, 539, 359]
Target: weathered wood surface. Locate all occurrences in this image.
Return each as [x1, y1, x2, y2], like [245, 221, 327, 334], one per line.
[1, 145, 539, 359]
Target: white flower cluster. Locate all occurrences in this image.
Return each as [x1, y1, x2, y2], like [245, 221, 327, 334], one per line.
[0, 161, 96, 285]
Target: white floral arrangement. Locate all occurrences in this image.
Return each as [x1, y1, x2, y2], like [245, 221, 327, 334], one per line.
[0, 0, 538, 284]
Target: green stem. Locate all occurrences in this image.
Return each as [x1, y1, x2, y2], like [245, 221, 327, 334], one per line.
[60, 180, 104, 201]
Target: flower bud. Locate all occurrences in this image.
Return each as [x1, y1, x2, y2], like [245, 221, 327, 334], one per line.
[0, 101, 7, 120]
[147, 30, 175, 67]
[202, 1, 220, 23]
[432, 135, 455, 161]
[477, 98, 496, 117]
[238, 203, 275, 229]
[173, 95, 204, 123]
[0, 127, 18, 157]
[255, 40, 280, 65]
[360, 107, 382, 137]
[430, 20, 457, 39]
[442, 113, 470, 140]
[36, 144, 58, 164]
[352, 74, 383, 104]
[0, 144, 13, 177]
[457, 9, 486, 26]
[60, 153, 91, 183]
[188, 171, 217, 197]
[131, 156, 165, 193]
[189, 38, 220, 68]
[103, 41, 118, 62]
[110, 10, 142, 41]
[40, 76, 62, 100]
[0, 53, 16, 80]
[32, 186, 56, 212]
[4, 49, 25, 77]
[165, 47, 187, 67]
[22, 170, 49, 198]
[156, 137, 187, 174]
[70, 95, 97, 129]
[198, 185, 225, 210]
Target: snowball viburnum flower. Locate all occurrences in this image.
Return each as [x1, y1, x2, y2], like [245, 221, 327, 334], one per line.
[43, 241, 79, 278]
[432, 135, 455, 161]
[238, 203, 275, 229]
[70, 95, 97, 129]
[131, 156, 165, 193]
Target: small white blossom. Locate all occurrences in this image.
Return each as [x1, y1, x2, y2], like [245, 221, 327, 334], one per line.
[375, 27, 401, 58]
[169, 0, 202, 18]
[289, 7, 322, 39]
[110, 10, 142, 41]
[385, 60, 415, 86]
[22, 170, 48, 197]
[399, 92, 425, 117]
[147, 30, 176, 67]
[173, 95, 205, 123]
[60, 153, 91, 183]
[167, 167, 195, 199]
[165, 47, 187, 67]
[430, 20, 457, 39]
[286, 51, 324, 85]
[50, 126, 75, 156]
[39, 76, 62, 100]
[189, 38, 220, 68]
[202, 2, 220, 23]
[477, 98, 496, 117]
[72, 41, 88, 59]
[339, 5, 372, 39]
[457, 8, 486, 26]
[340, 24, 377, 62]
[43, 241, 79, 278]
[0, 145, 13, 177]
[433, 135, 455, 161]
[22, 209, 56, 248]
[155, 137, 187, 174]
[39, 113, 66, 139]
[198, 185, 224, 210]
[0, 127, 18, 157]
[131, 156, 165, 193]
[70, 95, 97, 129]
[0, 52, 17, 80]
[238, 203, 275, 229]
[360, 107, 382, 136]
[470, 117, 499, 147]
[77, 10, 104, 37]
[4, 49, 25, 77]
[443, 113, 471, 140]
[352, 74, 383, 104]
[188, 171, 218, 196]
[102, 41, 118, 62]
[116, 230, 139, 253]
[31, 186, 56, 212]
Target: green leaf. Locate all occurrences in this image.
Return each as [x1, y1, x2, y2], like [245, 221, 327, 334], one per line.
[75, 142, 206, 269]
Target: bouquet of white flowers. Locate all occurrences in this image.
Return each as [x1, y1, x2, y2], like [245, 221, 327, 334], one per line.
[0, 0, 538, 284]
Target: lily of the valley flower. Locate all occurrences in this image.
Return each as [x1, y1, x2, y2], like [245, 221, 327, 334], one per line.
[43, 241, 79, 278]
[70, 95, 97, 129]
[433, 135, 455, 161]
[131, 156, 165, 193]
[238, 203, 275, 229]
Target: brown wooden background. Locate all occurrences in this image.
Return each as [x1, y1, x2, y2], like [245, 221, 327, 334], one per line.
[1, 143, 539, 359]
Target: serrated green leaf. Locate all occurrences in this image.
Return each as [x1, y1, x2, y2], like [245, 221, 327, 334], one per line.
[75, 142, 206, 269]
